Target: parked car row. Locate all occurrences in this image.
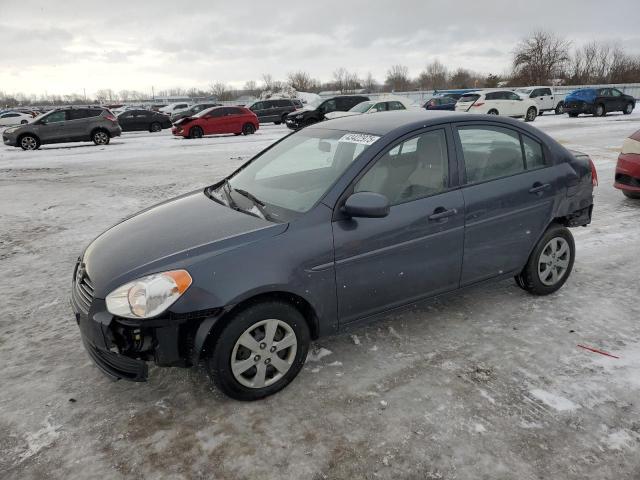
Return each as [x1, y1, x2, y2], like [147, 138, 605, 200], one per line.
[564, 87, 635, 117]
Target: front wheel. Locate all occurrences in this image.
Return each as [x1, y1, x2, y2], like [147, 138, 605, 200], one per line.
[206, 301, 310, 400]
[150, 122, 162, 132]
[555, 102, 565, 115]
[20, 119, 28, 124]
[189, 126, 203, 139]
[569, 112, 579, 117]
[595, 103, 605, 117]
[242, 123, 256, 135]
[623, 103, 634, 115]
[487, 109, 499, 115]
[525, 107, 537, 122]
[92, 130, 110, 145]
[19, 134, 40, 150]
[515, 224, 575, 295]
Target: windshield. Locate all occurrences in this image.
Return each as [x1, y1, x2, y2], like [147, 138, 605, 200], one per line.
[568, 89, 596, 101]
[223, 128, 379, 218]
[349, 101, 373, 113]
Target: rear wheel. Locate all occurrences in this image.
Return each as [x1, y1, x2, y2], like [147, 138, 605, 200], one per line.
[150, 122, 161, 132]
[525, 107, 537, 122]
[555, 102, 565, 115]
[20, 119, 28, 124]
[206, 301, 310, 400]
[242, 123, 255, 135]
[595, 103, 605, 117]
[623, 102, 634, 115]
[569, 112, 579, 117]
[92, 130, 110, 145]
[622, 190, 640, 199]
[515, 224, 575, 296]
[487, 109, 499, 115]
[19, 134, 40, 150]
[189, 126, 203, 139]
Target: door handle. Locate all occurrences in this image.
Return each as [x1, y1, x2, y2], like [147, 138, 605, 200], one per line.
[428, 207, 457, 221]
[529, 182, 551, 194]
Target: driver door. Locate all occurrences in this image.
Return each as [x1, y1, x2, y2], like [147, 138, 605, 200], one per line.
[332, 127, 465, 324]
[37, 110, 71, 142]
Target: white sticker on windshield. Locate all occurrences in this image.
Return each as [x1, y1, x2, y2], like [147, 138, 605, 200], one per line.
[338, 133, 380, 146]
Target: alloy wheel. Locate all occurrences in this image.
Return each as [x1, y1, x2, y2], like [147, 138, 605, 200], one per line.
[230, 319, 297, 388]
[94, 132, 108, 145]
[538, 237, 570, 286]
[21, 136, 37, 150]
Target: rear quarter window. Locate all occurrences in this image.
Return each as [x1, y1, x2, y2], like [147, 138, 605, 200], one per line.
[459, 94, 480, 102]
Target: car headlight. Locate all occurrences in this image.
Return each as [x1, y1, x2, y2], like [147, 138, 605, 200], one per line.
[296, 114, 304, 119]
[105, 270, 192, 319]
[4, 127, 17, 134]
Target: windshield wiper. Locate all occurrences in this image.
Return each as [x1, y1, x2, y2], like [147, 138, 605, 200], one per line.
[232, 187, 270, 220]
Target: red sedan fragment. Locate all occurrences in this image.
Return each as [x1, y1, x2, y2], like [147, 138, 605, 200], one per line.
[172, 106, 259, 139]
[614, 129, 640, 199]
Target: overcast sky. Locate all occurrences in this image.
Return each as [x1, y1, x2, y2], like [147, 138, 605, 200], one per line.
[1, 0, 638, 96]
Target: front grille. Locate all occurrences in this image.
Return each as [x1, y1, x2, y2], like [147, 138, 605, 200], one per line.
[615, 173, 640, 188]
[73, 265, 94, 314]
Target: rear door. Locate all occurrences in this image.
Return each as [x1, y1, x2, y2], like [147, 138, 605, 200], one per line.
[134, 111, 152, 130]
[333, 127, 465, 323]
[609, 88, 625, 111]
[222, 107, 244, 133]
[454, 122, 558, 285]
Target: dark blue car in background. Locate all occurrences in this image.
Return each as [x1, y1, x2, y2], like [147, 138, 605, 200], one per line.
[565, 87, 635, 117]
[72, 111, 596, 400]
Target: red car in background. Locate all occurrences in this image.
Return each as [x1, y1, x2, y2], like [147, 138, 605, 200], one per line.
[614, 129, 640, 199]
[172, 106, 259, 138]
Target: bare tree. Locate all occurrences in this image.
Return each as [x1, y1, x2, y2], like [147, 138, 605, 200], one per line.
[287, 71, 315, 91]
[449, 68, 474, 88]
[244, 80, 258, 96]
[512, 30, 571, 84]
[416, 60, 448, 90]
[210, 82, 233, 101]
[362, 72, 378, 92]
[385, 64, 410, 91]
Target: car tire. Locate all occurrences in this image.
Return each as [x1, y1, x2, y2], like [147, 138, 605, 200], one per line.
[242, 123, 256, 135]
[274, 121, 281, 125]
[206, 301, 310, 400]
[569, 112, 579, 117]
[150, 122, 162, 132]
[515, 224, 575, 296]
[622, 190, 640, 199]
[189, 126, 203, 139]
[19, 134, 40, 150]
[487, 109, 499, 115]
[595, 103, 605, 117]
[555, 102, 565, 115]
[20, 119, 28, 124]
[525, 107, 537, 122]
[623, 102, 634, 115]
[92, 130, 110, 146]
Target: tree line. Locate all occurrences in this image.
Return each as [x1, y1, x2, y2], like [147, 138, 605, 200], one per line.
[2, 30, 639, 107]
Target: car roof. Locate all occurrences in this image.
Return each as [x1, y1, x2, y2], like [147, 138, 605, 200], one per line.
[311, 110, 545, 137]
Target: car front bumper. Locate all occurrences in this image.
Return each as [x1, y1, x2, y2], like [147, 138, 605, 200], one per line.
[285, 117, 305, 129]
[2, 133, 17, 146]
[614, 153, 640, 192]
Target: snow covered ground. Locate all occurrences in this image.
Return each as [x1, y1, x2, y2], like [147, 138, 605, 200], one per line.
[1, 112, 639, 479]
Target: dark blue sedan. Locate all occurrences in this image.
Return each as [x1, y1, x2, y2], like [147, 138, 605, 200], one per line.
[72, 111, 596, 400]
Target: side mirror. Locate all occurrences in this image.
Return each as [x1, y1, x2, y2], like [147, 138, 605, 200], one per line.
[342, 192, 390, 218]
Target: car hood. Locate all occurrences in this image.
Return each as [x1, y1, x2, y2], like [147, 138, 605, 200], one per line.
[82, 190, 285, 296]
[287, 107, 315, 117]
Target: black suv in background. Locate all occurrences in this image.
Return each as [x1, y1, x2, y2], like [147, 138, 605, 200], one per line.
[118, 109, 172, 132]
[2, 107, 121, 150]
[285, 95, 369, 129]
[248, 99, 299, 124]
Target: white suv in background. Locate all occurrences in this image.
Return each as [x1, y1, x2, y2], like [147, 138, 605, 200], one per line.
[516, 86, 566, 115]
[456, 90, 538, 122]
[159, 102, 193, 116]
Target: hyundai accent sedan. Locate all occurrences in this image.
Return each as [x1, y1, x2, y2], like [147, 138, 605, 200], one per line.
[72, 111, 596, 400]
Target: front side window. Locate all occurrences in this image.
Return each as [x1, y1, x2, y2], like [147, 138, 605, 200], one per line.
[227, 128, 376, 214]
[388, 101, 405, 111]
[507, 92, 521, 101]
[42, 111, 66, 123]
[355, 129, 449, 205]
[458, 126, 525, 183]
[320, 99, 337, 113]
[610, 89, 622, 97]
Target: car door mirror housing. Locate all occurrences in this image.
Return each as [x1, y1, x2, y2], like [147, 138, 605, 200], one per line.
[342, 192, 390, 218]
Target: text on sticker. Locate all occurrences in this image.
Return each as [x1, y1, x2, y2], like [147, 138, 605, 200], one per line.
[338, 133, 380, 146]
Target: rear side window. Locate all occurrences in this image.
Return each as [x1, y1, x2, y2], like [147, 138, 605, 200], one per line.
[458, 126, 525, 183]
[275, 100, 291, 107]
[69, 109, 89, 120]
[388, 101, 405, 110]
[225, 107, 244, 115]
[522, 135, 545, 169]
